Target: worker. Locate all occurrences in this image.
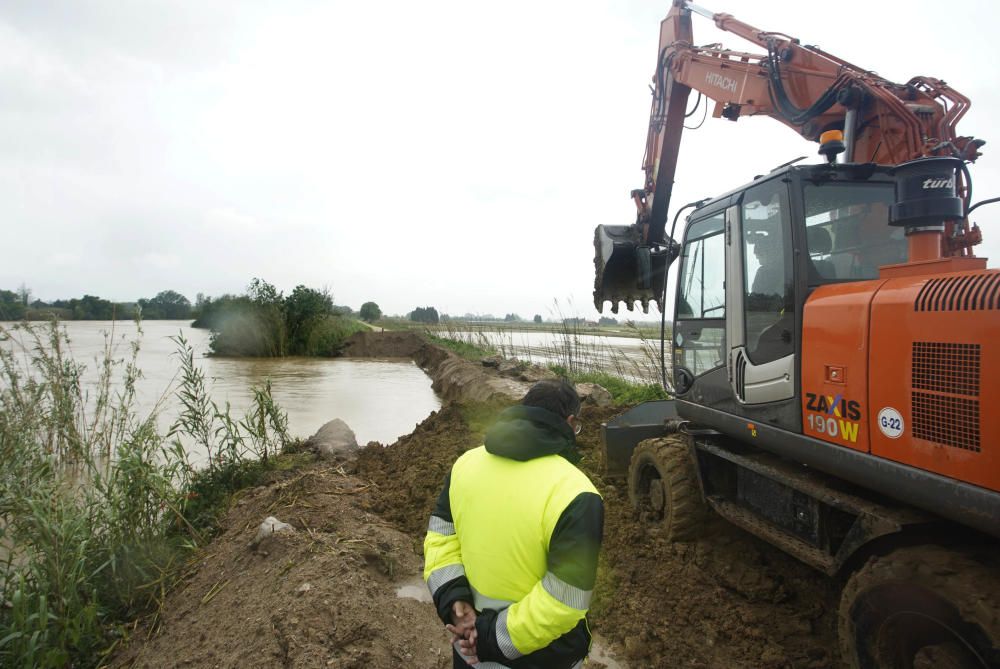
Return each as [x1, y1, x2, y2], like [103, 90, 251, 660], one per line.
[750, 231, 786, 297]
[857, 201, 906, 272]
[423, 378, 604, 669]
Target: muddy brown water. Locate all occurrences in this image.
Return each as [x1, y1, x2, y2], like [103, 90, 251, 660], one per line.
[1, 320, 442, 458]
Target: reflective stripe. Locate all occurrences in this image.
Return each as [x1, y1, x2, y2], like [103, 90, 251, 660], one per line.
[495, 607, 523, 660]
[427, 563, 465, 596]
[427, 515, 455, 536]
[541, 571, 592, 610]
[471, 585, 514, 612]
[453, 642, 510, 668]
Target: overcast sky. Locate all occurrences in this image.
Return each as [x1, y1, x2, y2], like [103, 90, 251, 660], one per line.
[3, 0, 998, 319]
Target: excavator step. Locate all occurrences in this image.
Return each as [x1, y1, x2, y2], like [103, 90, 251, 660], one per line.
[706, 497, 837, 574]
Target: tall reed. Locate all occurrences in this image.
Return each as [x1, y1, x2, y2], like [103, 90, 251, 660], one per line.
[0, 322, 291, 667]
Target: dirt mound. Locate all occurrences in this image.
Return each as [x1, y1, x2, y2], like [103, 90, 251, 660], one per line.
[353, 403, 492, 537]
[342, 331, 532, 404]
[111, 464, 454, 668]
[340, 330, 433, 359]
[112, 343, 842, 668]
[354, 400, 841, 668]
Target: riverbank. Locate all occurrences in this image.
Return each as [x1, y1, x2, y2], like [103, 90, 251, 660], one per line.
[108, 332, 840, 668]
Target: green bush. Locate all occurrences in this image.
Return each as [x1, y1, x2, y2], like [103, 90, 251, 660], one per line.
[195, 280, 365, 357]
[303, 316, 367, 356]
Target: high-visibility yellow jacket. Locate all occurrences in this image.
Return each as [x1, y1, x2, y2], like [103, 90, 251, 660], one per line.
[424, 405, 604, 669]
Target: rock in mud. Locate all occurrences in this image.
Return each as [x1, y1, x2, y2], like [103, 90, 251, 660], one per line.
[480, 355, 502, 368]
[306, 418, 359, 458]
[251, 516, 295, 548]
[576, 382, 613, 407]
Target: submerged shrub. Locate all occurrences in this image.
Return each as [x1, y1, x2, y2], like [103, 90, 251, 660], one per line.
[196, 280, 365, 357]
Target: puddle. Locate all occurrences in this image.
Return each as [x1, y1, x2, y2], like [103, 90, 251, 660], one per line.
[590, 634, 628, 668]
[394, 575, 432, 603]
[395, 576, 628, 667]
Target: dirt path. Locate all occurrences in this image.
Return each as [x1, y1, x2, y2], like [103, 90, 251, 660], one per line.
[112, 336, 840, 668]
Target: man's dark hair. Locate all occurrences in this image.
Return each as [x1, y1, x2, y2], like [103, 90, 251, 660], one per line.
[522, 378, 581, 419]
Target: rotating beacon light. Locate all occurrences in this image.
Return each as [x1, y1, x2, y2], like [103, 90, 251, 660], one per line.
[818, 130, 846, 164]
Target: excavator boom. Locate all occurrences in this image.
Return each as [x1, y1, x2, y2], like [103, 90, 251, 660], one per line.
[595, 0, 984, 313]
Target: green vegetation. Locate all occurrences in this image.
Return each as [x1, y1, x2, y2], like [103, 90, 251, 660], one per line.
[137, 290, 192, 320]
[548, 366, 668, 405]
[426, 319, 669, 403]
[192, 279, 366, 357]
[409, 306, 440, 324]
[1, 286, 199, 322]
[0, 289, 27, 320]
[424, 332, 496, 360]
[0, 322, 296, 668]
[359, 301, 382, 323]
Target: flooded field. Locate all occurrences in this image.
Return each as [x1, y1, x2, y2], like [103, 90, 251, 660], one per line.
[434, 325, 668, 383]
[0, 320, 441, 445]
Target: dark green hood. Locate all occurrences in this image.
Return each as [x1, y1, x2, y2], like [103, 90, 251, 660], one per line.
[484, 405, 581, 464]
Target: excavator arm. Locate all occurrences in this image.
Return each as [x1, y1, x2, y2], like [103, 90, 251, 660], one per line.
[595, 0, 985, 313]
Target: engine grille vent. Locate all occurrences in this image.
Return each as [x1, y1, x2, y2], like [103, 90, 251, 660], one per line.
[911, 392, 980, 452]
[734, 350, 747, 402]
[912, 342, 980, 396]
[914, 272, 1000, 312]
[910, 341, 981, 452]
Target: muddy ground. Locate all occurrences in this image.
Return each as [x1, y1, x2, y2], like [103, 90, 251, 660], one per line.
[112, 337, 842, 668]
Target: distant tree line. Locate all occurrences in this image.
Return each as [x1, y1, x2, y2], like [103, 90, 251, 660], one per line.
[409, 306, 440, 324]
[0, 286, 196, 321]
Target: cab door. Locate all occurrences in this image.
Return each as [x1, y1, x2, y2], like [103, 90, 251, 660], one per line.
[673, 210, 728, 398]
[725, 177, 797, 407]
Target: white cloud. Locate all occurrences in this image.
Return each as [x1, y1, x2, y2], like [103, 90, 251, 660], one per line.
[0, 0, 997, 318]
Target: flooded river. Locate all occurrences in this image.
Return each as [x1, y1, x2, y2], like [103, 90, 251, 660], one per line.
[1, 320, 441, 446]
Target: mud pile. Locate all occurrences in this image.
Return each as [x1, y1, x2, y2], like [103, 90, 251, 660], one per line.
[113, 335, 841, 668]
[111, 464, 454, 668]
[355, 402, 840, 668]
[342, 331, 532, 404]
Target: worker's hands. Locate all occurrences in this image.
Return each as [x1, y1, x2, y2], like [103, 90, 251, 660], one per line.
[446, 600, 479, 664]
[448, 600, 477, 637]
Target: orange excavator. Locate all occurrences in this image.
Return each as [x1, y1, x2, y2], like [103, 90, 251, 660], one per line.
[595, 2, 1000, 666]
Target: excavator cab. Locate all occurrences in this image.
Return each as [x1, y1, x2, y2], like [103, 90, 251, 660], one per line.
[671, 162, 902, 427]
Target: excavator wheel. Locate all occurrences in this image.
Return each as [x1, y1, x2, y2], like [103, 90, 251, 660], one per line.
[627, 434, 706, 542]
[839, 545, 1000, 669]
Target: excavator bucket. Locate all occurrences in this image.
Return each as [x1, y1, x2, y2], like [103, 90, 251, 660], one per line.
[593, 224, 678, 314]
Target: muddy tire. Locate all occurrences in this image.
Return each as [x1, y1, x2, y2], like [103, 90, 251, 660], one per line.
[839, 545, 1000, 669]
[627, 435, 706, 541]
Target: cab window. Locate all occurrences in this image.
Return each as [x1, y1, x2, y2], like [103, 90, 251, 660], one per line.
[742, 180, 793, 365]
[675, 212, 726, 376]
[803, 182, 904, 282]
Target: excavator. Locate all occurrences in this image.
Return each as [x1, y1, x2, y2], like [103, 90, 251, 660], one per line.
[594, 2, 1000, 667]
